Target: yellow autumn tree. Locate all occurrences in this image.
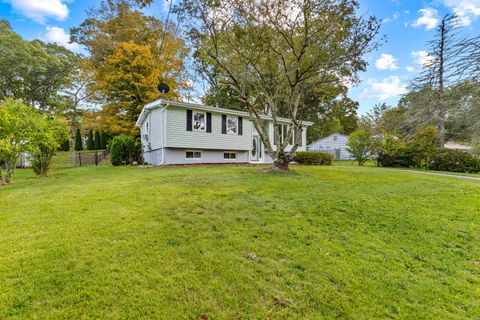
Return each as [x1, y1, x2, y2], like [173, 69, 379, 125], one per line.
[71, 0, 187, 135]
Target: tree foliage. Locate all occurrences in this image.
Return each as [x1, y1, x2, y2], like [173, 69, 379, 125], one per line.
[87, 129, 95, 150]
[0, 99, 68, 183]
[74, 128, 83, 151]
[177, 0, 380, 170]
[0, 99, 38, 184]
[109, 135, 140, 165]
[71, 0, 188, 135]
[346, 130, 374, 166]
[0, 20, 76, 113]
[30, 117, 69, 176]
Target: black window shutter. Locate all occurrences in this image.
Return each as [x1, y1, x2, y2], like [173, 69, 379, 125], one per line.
[274, 125, 277, 145]
[206, 112, 212, 133]
[221, 115, 226, 134]
[186, 109, 192, 131]
[238, 117, 243, 135]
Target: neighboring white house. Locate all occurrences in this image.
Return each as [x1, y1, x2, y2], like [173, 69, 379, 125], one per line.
[444, 141, 472, 152]
[307, 133, 354, 160]
[135, 99, 313, 165]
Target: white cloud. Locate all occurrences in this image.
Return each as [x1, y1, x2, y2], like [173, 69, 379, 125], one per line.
[413, 8, 439, 30]
[411, 50, 434, 67]
[442, 0, 480, 26]
[361, 76, 407, 101]
[44, 26, 80, 52]
[375, 54, 399, 70]
[383, 13, 400, 23]
[6, 0, 69, 24]
[406, 66, 416, 72]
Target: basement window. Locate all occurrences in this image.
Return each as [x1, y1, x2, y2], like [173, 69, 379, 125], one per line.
[186, 151, 202, 160]
[224, 152, 237, 160]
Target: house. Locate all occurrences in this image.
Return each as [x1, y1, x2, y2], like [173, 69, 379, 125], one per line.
[444, 141, 472, 152]
[135, 99, 313, 165]
[307, 133, 354, 160]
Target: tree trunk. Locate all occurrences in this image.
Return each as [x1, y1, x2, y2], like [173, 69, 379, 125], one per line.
[5, 160, 15, 184]
[272, 153, 290, 172]
[438, 17, 446, 148]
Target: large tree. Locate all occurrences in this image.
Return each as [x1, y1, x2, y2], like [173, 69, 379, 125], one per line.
[409, 14, 461, 147]
[306, 94, 359, 143]
[71, 0, 188, 135]
[0, 20, 76, 113]
[0, 99, 38, 184]
[176, 0, 380, 170]
[63, 58, 96, 136]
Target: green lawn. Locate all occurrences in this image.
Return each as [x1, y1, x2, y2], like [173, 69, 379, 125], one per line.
[1, 164, 479, 319]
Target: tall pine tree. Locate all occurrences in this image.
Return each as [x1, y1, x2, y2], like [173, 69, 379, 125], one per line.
[74, 128, 83, 151]
[87, 129, 95, 150]
[94, 131, 101, 150]
[100, 131, 107, 149]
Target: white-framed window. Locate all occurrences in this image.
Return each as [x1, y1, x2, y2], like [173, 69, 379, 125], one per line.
[224, 152, 236, 160]
[333, 135, 338, 141]
[227, 116, 238, 134]
[186, 151, 202, 160]
[193, 111, 206, 131]
[275, 124, 294, 145]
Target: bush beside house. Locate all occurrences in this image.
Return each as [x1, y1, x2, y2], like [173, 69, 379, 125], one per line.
[294, 152, 333, 165]
[376, 127, 480, 173]
[110, 135, 142, 166]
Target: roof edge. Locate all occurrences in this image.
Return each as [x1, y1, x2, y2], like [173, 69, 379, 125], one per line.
[136, 99, 314, 126]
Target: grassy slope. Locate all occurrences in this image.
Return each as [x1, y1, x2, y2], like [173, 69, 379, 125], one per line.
[0, 165, 479, 319]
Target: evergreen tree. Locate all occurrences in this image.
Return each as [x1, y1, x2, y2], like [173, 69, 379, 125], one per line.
[74, 128, 83, 151]
[87, 129, 95, 150]
[100, 131, 107, 149]
[94, 131, 101, 150]
[60, 139, 70, 151]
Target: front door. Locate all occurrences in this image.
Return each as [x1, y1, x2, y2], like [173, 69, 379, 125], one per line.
[251, 136, 260, 161]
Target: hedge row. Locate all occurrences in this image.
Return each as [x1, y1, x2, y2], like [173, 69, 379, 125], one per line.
[377, 138, 480, 173]
[294, 151, 333, 165]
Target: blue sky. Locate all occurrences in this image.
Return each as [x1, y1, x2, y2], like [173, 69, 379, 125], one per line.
[1, 0, 479, 114]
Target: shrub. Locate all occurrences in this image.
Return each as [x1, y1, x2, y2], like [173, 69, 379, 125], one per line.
[346, 130, 374, 166]
[60, 139, 70, 151]
[74, 129, 83, 151]
[94, 131, 101, 150]
[377, 136, 414, 168]
[87, 129, 95, 150]
[294, 151, 332, 165]
[100, 131, 107, 149]
[409, 126, 440, 168]
[109, 135, 141, 166]
[428, 149, 480, 173]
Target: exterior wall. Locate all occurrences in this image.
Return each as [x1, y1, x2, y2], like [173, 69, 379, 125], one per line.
[165, 106, 252, 151]
[140, 107, 166, 152]
[139, 104, 311, 165]
[164, 148, 249, 165]
[265, 122, 308, 152]
[307, 133, 353, 160]
[143, 148, 164, 165]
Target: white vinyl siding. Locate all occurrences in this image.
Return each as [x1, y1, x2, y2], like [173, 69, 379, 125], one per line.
[165, 106, 251, 150]
[307, 133, 353, 160]
[267, 121, 307, 152]
[149, 108, 166, 151]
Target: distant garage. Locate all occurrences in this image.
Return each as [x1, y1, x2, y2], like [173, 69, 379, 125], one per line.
[307, 133, 354, 160]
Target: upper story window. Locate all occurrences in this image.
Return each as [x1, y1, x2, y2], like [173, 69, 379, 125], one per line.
[333, 135, 338, 141]
[227, 116, 238, 134]
[222, 115, 243, 135]
[193, 112, 206, 131]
